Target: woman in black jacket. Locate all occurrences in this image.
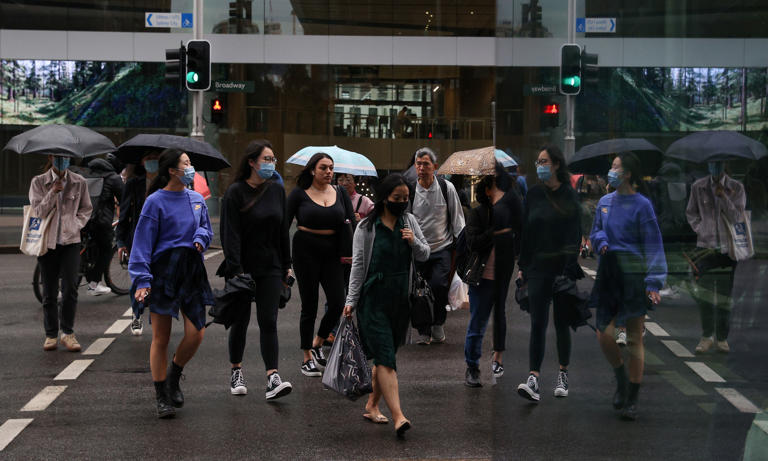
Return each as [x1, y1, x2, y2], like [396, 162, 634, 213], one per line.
[462, 163, 522, 387]
[219, 140, 293, 400]
[516, 145, 583, 402]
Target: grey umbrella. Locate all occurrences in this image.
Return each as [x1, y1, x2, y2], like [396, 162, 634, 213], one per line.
[665, 130, 768, 163]
[116, 134, 230, 171]
[1, 124, 116, 158]
[569, 138, 662, 175]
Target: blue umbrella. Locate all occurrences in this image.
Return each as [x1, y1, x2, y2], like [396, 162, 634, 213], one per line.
[495, 149, 518, 168]
[287, 145, 378, 177]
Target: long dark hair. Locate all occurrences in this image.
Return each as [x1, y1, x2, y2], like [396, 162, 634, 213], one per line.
[540, 144, 571, 186]
[296, 152, 333, 189]
[618, 152, 650, 197]
[233, 139, 273, 186]
[148, 148, 184, 196]
[363, 173, 408, 230]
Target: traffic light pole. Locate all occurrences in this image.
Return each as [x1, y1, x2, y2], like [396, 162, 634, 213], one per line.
[564, 0, 576, 159]
[190, 0, 205, 142]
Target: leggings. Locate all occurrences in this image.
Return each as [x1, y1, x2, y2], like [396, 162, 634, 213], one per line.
[292, 231, 346, 350]
[228, 275, 282, 370]
[528, 275, 571, 372]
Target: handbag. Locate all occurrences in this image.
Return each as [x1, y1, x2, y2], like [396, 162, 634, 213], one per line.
[409, 261, 434, 330]
[20, 205, 54, 257]
[337, 186, 355, 264]
[721, 209, 754, 261]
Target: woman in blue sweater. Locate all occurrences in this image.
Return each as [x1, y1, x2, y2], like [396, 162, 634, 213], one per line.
[590, 152, 667, 421]
[129, 148, 214, 419]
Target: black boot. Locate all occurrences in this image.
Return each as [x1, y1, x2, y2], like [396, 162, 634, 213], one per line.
[154, 381, 175, 419]
[621, 382, 640, 421]
[613, 364, 628, 410]
[167, 361, 185, 408]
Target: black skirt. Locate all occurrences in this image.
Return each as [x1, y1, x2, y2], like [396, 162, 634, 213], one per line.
[592, 251, 653, 331]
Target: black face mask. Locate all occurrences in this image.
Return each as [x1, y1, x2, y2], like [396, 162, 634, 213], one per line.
[385, 200, 408, 216]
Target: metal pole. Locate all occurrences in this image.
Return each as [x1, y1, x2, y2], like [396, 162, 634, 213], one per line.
[564, 0, 576, 158]
[190, 0, 205, 141]
[491, 100, 496, 147]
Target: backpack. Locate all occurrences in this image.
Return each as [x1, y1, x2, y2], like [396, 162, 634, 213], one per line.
[409, 175, 452, 229]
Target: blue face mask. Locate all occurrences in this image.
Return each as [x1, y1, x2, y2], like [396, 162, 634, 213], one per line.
[257, 162, 275, 180]
[53, 157, 70, 171]
[607, 169, 623, 188]
[536, 165, 552, 182]
[708, 162, 724, 178]
[179, 166, 195, 186]
[144, 159, 159, 174]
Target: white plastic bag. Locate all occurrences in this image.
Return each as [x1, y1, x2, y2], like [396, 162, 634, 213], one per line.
[447, 272, 469, 311]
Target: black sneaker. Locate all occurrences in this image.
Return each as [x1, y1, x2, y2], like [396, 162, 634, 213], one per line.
[465, 367, 482, 388]
[554, 370, 569, 397]
[266, 372, 293, 400]
[301, 359, 322, 377]
[491, 361, 504, 379]
[517, 373, 541, 402]
[231, 367, 247, 395]
[310, 347, 327, 369]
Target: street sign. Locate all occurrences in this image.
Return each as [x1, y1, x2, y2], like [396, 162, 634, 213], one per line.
[576, 17, 616, 33]
[145, 12, 193, 28]
[213, 80, 255, 93]
[523, 84, 558, 96]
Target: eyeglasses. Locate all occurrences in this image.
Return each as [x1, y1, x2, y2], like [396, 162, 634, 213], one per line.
[535, 159, 551, 166]
[262, 156, 277, 163]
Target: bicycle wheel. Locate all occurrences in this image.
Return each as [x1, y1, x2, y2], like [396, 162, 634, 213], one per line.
[33, 262, 43, 304]
[105, 246, 130, 295]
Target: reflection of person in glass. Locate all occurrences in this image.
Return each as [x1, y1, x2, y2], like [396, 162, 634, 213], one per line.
[343, 173, 430, 438]
[686, 161, 745, 354]
[590, 153, 667, 421]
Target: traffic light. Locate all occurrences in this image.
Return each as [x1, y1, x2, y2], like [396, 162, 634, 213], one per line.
[581, 47, 599, 86]
[164, 42, 186, 90]
[185, 40, 211, 91]
[532, 4, 542, 23]
[560, 44, 581, 95]
[542, 103, 560, 128]
[211, 97, 225, 124]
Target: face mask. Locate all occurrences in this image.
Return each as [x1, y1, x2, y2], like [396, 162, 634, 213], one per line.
[144, 159, 159, 174]
[385, 200, 408, 217]
[179, 166, 195, 186]
[53, 157, 70, 171]
[708, 162, 724, 178]
[536, 165, 552, 182]
[257, 162, 275, 180]
[607, 169, 623, 188]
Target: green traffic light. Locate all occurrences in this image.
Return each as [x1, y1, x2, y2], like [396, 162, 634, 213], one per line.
[186, 71, 199, 84]
[563, 76, 581, 87]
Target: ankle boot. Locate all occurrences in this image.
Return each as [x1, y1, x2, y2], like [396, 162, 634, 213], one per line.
[612, 364, 628, 410]
[154, 381, 175, 419]
[167, 361, 185, 408]
[621, 383, 640, 421]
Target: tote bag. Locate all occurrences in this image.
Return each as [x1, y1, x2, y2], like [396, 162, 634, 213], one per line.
[721, 210, 754, 261]
[20, 205, 53, 257]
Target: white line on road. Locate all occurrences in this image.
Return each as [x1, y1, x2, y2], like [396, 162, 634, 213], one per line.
[715, 388, 761, 413]
[204, 250, 223, 260]
[122, 307, 132, 317]
[0, 419, 34, 451]
[104, 319, 132, 335]
[20, 386, 67, 412]
[755, 420, 768, 436]
[644, 322, 670, 337]
[661, 340, 695, 358]
[685, 361, 727, 383]
[580, 266, 596, 278]
[54, 359, 94, 381]
[82, 338, 115, 356]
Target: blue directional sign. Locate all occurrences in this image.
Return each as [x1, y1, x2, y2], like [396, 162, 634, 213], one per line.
[145, 12, 193, 28]
[576, 17, 616, 33]
[181, 13, 193, 28]
[576, 18, 586, 33]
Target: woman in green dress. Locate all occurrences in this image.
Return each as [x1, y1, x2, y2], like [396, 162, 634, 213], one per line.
[343, 173, 430, 438]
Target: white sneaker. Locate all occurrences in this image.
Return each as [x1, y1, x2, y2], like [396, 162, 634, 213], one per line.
[87, 281, 111, 296]
[231, 367, 247, 395]
[554, 370, 569, 398]
[615, 329, 627, 347]
[130, 314, 143, 336]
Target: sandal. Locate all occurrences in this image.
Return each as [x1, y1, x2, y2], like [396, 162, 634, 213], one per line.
[363, 413, 389, 424]
[395, 419, 411, 438]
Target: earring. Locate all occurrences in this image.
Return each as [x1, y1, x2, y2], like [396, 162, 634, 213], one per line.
[312, 172, 315, 176]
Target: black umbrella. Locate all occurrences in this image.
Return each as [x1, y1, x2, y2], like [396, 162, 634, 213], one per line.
[569, 138, 662, 176]
[116, 134, 231, 171]
[2, 124, 116, 158]
[665, 131, 768, 163]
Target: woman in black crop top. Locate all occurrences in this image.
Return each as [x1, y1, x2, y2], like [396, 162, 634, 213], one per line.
[287, 152, 354, 377]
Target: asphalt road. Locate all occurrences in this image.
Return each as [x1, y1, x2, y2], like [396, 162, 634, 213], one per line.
[0, 251, 766, 460]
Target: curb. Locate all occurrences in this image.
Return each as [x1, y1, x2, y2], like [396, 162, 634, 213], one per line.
[0, 246, 21, 255]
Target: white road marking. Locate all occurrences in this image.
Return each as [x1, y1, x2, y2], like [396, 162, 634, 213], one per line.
[580, 266, 597, 278]
[20, 386, 67, 412]
[122, 307, 133, 317]
[204, 250, 223, 260]
[755, 420, 768, 436]
[644, 322, 670, 337]
[661, 340, 695, 358]
[0, 419, 34, 451]
[82, 338, 115, 356]
[104, 319, 132, 335]
[685, 361, 727, 383]
[54, 359, 94, 381]
[715, 388, 761, 413]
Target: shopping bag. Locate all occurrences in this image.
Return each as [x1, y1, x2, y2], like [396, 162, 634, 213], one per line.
[721, 210, 754, 261]
[447, 272, 469, 311]
[322, 316, 373, 401]
[20, 205, 53, 257]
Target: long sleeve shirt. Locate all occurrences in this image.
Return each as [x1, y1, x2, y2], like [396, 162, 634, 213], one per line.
[590, 191, 667, 292]
[686, 174, 746, 253]
[128, 189, 213, 290]
[29, 169, 92, 249]
[411, 176, 466, 252]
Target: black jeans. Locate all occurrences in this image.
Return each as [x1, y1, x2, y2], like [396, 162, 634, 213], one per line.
[527, 275, 572, 372]
[693, 264, 736, 341]
[228, 275, 282, 370]
[415, 248, 452, 335]
[86, 224, 113, 284]
[38, 244, 80, 337]
[293, 231, 346, 350]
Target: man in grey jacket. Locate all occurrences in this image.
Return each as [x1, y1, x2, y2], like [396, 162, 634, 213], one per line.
[409, 148, 465, 345]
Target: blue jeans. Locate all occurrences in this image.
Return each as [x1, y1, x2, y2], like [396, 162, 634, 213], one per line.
[464, 278, 508, 368]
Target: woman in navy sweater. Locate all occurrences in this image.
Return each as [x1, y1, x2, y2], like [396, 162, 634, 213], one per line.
[590, 152, 667, 421]
[129, 148, 214, 419]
